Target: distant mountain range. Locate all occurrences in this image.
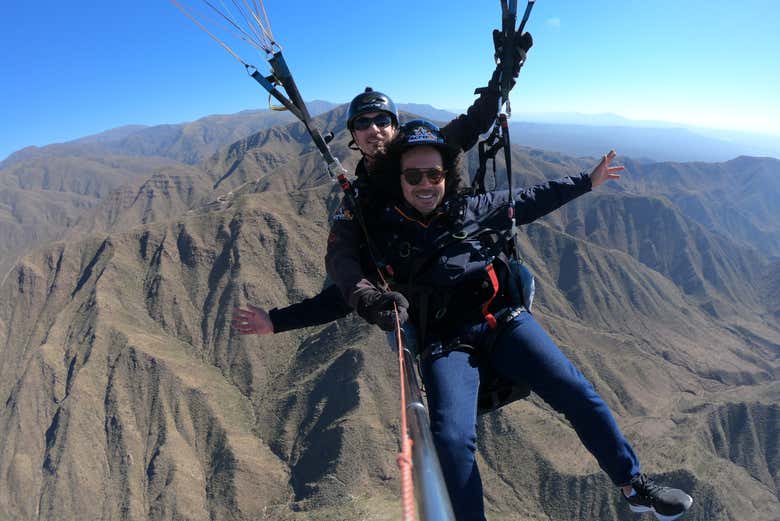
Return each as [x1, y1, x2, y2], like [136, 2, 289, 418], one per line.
[4, 103, 779, 168]
[0, 103, 778, 520]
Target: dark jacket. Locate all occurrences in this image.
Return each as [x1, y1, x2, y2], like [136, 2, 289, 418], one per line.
[268, 284, 351, 333]
[328, 173, 593, 338]
[271, 84, 502, 331]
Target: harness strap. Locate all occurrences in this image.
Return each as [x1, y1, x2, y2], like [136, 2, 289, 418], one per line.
[480, 264, 501, 329]
[473, 0, 536, 257]
[248, 51, 348, 181]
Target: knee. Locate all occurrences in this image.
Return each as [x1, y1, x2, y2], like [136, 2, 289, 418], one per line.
[432, 418, 477, 458]
[545, 374, 606, 417]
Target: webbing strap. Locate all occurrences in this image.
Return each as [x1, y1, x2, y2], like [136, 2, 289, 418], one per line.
[247, 51, 347, 180]
[480, 264, 501, 329]
[474, 0, 536, 258]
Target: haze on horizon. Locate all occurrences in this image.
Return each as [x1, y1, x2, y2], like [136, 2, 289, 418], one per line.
[2, 0, 778, 161]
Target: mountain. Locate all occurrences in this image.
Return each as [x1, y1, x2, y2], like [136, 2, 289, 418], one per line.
[72, 125, 151, 144]
[70, 163, 214, 236]
[0, 154, 184, 275]
[1, 105, 343, 170]
[617, 156, 780, 257]
[5, 104, 778, 170]
[507, 122, 780, 163]
[396, 103, 461, 123]
[340, 104, 780, 161]
[0, 105, 779, 520]
[1, 110, 301, 169]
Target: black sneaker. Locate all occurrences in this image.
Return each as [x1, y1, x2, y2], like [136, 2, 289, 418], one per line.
[623, 473, 693, 521]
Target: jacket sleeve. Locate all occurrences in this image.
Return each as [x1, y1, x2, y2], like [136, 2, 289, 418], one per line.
[440, 72, 501, 152]
[268, 284, 352, 334]
[325, 198, 381, 309]
[471, 172, 592, 226]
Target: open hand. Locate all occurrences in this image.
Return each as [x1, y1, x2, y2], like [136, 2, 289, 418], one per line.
[232, 304, 274, 335]
[590, 150, 625, 188]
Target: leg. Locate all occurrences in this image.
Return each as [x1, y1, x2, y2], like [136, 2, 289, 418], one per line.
[488, 310, 640, 485]
[420, 349, 485, 521]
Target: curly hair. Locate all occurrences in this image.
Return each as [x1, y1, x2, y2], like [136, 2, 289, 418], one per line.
[370, 133, 464, 210]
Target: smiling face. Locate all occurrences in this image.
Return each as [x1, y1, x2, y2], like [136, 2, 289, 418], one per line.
[351, 111, 397, 159]
[399, 145, 446, 216]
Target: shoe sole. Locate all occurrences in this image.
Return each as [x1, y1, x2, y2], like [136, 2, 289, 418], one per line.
[629, 497, 694, 521]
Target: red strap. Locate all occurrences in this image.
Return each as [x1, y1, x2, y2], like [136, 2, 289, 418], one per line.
[481, 264, 500, 329]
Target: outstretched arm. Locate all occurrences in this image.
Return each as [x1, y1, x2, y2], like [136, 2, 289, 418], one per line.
[470, 150, 624, 227]
[232, 284, 352, 335]
[441, 32, 533, 152]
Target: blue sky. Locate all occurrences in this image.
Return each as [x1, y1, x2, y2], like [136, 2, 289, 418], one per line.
[2, 0, 779, 161]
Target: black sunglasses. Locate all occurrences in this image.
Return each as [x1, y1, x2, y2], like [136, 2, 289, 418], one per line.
[401, 168, 447, 185]
[353, 113, 393, 131]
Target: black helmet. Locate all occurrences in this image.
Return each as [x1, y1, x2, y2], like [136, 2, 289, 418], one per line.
[346, 87, 399, 130]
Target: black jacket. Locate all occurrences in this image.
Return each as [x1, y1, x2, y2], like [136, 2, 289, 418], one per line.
[268, 284, 351, 333]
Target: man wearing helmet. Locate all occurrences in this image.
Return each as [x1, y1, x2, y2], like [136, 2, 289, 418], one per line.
[346, 88, 398, 162]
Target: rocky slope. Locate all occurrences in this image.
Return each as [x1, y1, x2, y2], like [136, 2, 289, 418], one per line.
[0, 106, 778, 520]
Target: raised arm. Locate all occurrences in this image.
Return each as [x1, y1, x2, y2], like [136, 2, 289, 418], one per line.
[441, 32, 533, 152]
[470, 150, 624, 228]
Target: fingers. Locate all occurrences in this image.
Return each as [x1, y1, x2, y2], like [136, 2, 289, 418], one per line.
[232, 326, 255, 335]
[607, 165, 624, 179]
[233, 306, 251, 316]
[387, 291, 410, 308]
[231, 305, 274, 335]
[231, 307, 254, 330]
[606, 151, 624, 178]
[231, 317, 255, 333]
[233, 306, 262, 320]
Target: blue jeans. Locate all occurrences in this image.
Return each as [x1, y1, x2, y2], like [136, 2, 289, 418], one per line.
[419, 310, 641, 521]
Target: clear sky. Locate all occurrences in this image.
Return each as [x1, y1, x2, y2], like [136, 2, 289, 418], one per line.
[2, 0, 779, 161]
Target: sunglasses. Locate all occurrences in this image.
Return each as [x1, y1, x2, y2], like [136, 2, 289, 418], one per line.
[352, 113, 393, 131]
[401, 168, 447, 185]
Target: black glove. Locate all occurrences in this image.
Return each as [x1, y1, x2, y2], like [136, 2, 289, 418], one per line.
[483, 30, 533, 94]
[355, 289, 409, 332]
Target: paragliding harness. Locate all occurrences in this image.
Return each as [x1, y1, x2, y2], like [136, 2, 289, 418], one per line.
[368, 193, 532, 414]
[469, 0, 540, 414]
[473, 0, 537, 308]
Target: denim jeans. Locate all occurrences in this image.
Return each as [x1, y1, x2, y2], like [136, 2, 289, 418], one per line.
[419, 310, 641, 521]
